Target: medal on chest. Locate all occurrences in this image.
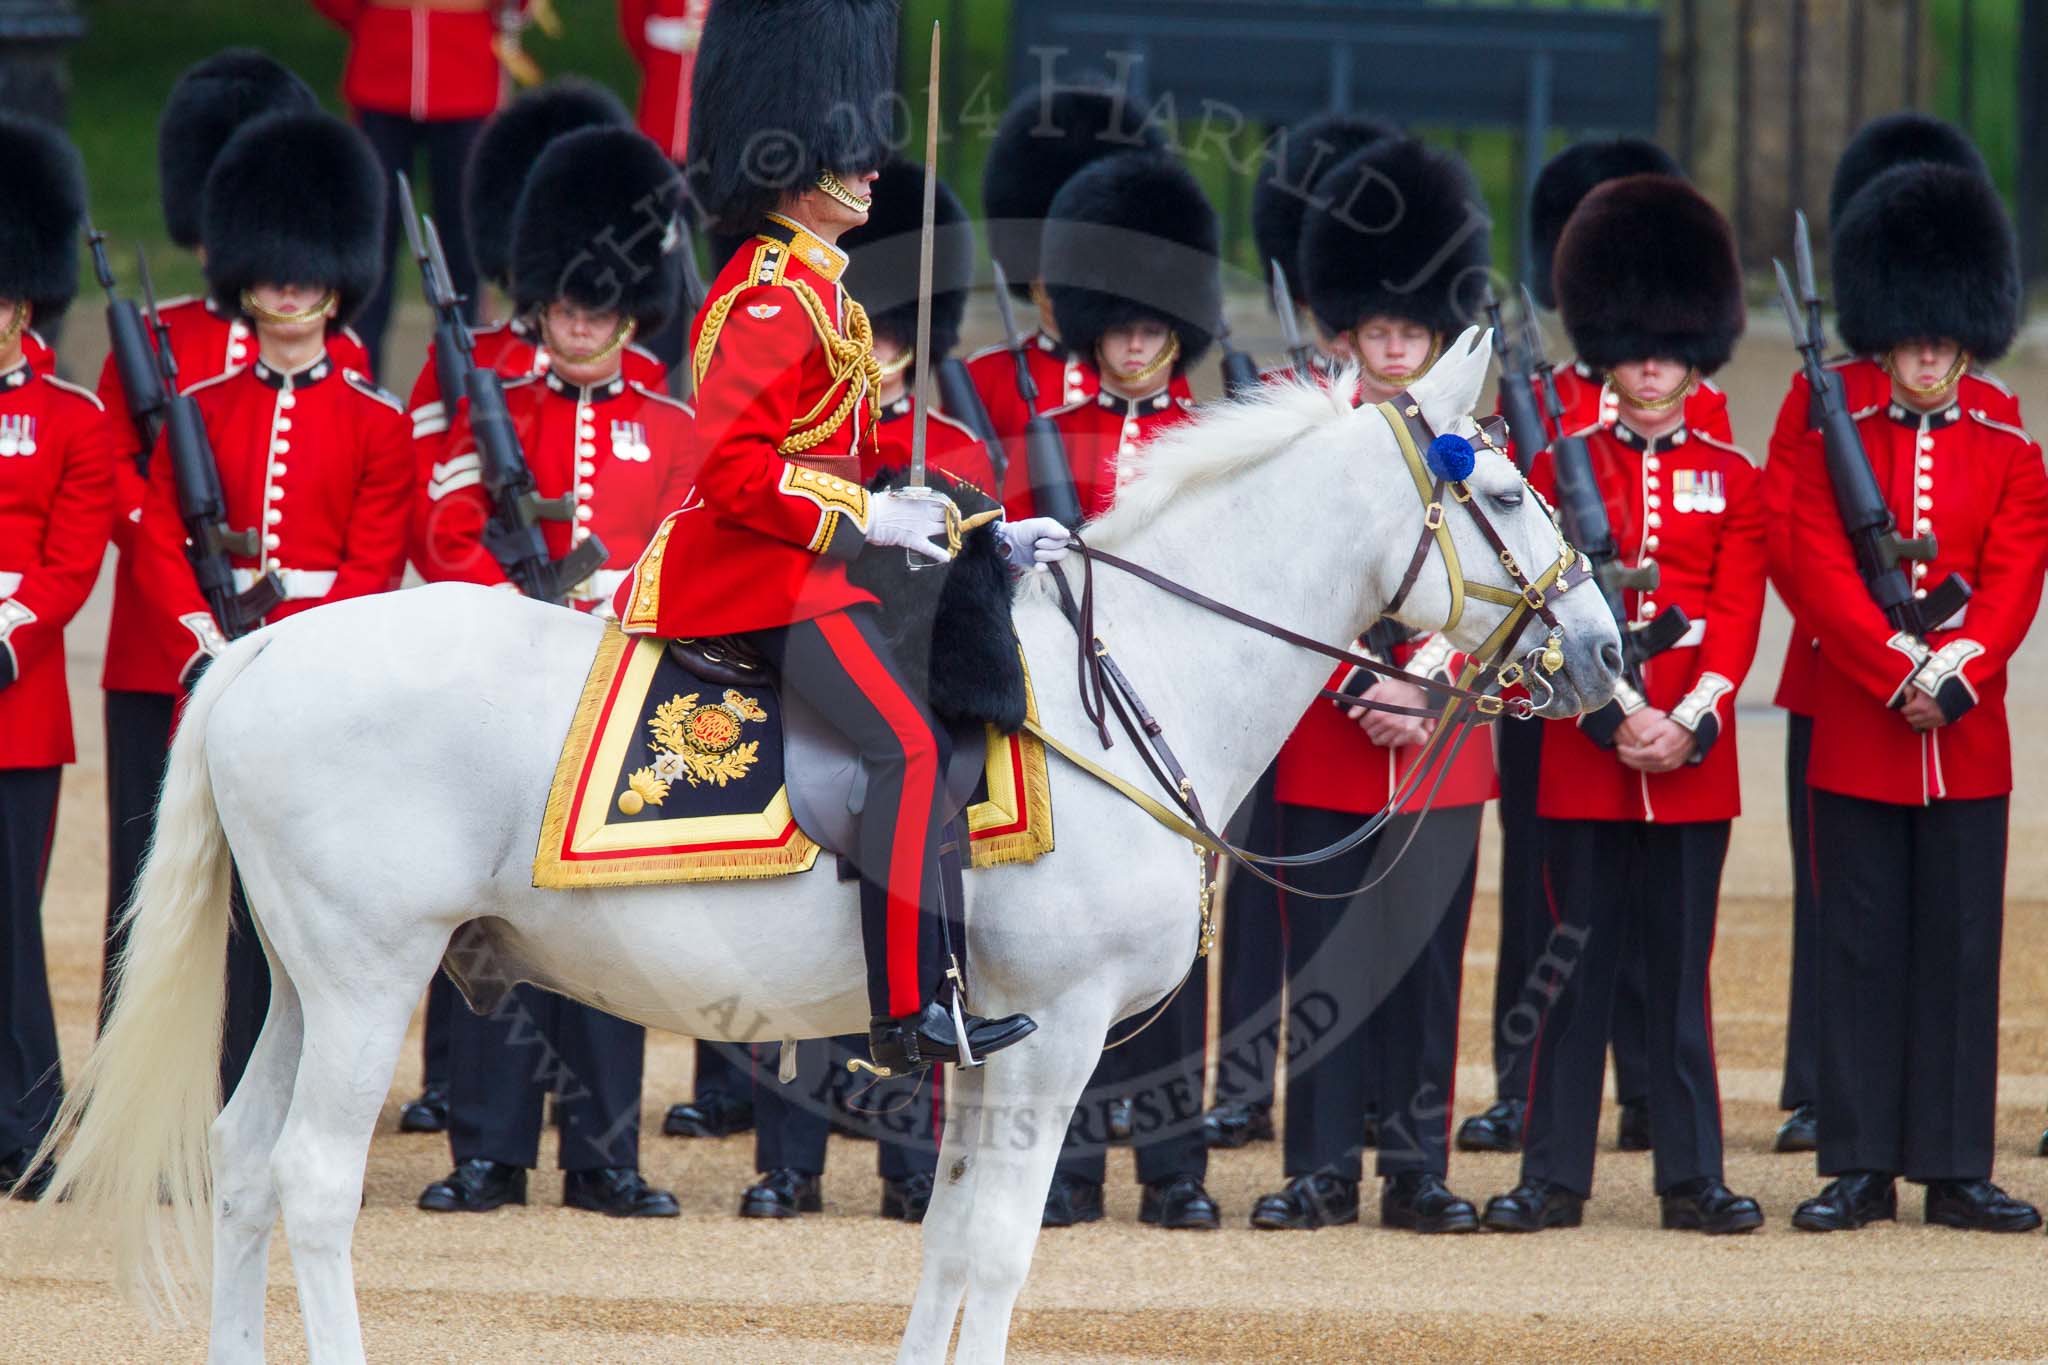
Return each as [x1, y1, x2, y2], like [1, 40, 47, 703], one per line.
[1672, 468, 1724, 514]
[610, 418, 651, 463]
[0, 414, 38, 457]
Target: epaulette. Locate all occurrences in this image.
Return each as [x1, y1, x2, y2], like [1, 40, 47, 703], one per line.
[926, 408, 981, 442]
[1966, 367, 2015, 398]
[499, 371, 543, 391]
[627, 379, 693, 415]
[626, 341, 664, 367]
[1968, 408, 2035, 444]
[154, 293, 197, 311]
[342, 368, 405, 414]
[963, 339, 1011, 365]
[42, 373, 106, 412]
[181, 366, 242, 399]
[1698, 376, 1726, 395]
[337, 322, 367, 347]
[1040, 394, 1094, 423]
[1690, 430, 1755, 463]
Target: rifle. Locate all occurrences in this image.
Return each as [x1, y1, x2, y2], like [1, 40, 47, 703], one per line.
[1523, 287, 1690, 695]
[1775, 211, 1967, 638]
[88, 225, 167, 478]
[1216, 314, 1262, 400]
[1269, 261, 1319, 381]
[397, 172, 607, 605]
[935, 354, 1004, 485]
[139, 249, 285, 638]
[1483, 285, 1545, 475]
[669, 225, 709, 403]
[990, 259, 1082, 528]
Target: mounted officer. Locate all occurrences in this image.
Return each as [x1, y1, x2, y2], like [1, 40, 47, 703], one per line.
[611, 0, 1062, 1076]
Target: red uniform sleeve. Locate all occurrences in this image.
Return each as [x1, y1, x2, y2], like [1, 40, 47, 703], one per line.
[1761, 378, 1811, 594]
[130, 428, 214, 650]
[1669, 450, 1767, 749]
[2, 400, 116, 686]
[327, 398, 417, 601]
[1928, 421, 2048, 704]
[413, 403, 510, 587]
[691, 284, 871, 560]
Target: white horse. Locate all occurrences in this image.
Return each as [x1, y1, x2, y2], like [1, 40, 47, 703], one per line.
[29, 328, 1619, 1364]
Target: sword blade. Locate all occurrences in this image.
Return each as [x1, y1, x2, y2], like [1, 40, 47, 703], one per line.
[908, 19, 941, 490]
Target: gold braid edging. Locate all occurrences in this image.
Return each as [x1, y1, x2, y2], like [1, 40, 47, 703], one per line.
[691, 278, 881, 457]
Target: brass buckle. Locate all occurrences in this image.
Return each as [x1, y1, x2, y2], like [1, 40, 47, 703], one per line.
[1424, 502, 1445, 530]
[1522, 584, 1547, 609]
[1475, 695, 1505, 717]
[1496, 661, 1525, 689]
[1451, 482, 1474, 504]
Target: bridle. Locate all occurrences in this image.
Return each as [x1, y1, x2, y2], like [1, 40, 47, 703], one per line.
[1033, 389, 1591, 915]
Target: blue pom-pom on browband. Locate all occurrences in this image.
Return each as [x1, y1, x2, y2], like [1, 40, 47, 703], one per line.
[1425, 432, 1477, 482]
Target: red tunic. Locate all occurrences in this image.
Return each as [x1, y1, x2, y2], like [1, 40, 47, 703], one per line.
[618, 0, 710, 162]
[99, 299, 372, 694]
[128, 354, 414, 678]
[1765, 363, 2024, 718]
[612, 214, 882, 637]
[417, 368, 697, 610]
[963, 329, 1098, 446]
[1005, 383, 1197, 522]
[0, 361, 117, 768]
[865, 395, 996, 494]
[309, 0, 510, 121]
[1530, 415, 1768, 823]
[1772, 360, 2048, 805]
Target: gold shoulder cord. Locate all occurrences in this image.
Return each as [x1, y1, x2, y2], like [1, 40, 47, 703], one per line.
[690, 261, 882, 457]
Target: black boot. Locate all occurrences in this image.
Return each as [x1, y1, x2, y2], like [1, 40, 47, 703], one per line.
[1249, 1171, 1359, 1230]
[1615, 1100, 1652, 1152]
[418, 1158, 527, 1213]
[1773, 1102, 1818, 1154]
[1455, 1099, 1524, 1154]
[1659, 1177, 1764, 1234]
[1139, 1175, 1220, 1230]
[1201, 1100, 1274, 1149]
[663, 1093, 755, 1139]
[398, 1085, 450, 1134]
[868, 1000, 1036, 1074]
[1381, 1172, 1479, 1233]
[1482, 1179, 1585, 1232]
[881, 1172, 935, 1222]
[738, 1168, 822, 1219]
[1041, 1171, 1104, 1227]
[1791, 1171, 1897, 1232]
[564, 1167, 680, 1217]
[1923, 1179, 2042, 1233]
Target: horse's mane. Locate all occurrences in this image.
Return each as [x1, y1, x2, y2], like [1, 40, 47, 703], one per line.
[1082, 368, 1365, 549]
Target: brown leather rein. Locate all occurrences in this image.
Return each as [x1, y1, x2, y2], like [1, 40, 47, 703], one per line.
[1042, 393, 1590, 902]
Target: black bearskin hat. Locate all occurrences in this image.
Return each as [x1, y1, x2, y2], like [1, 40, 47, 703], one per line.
[1527, 137, 1679, 309]
[983, 85, 1167, 299]
[0, 114, 85, 323]
[1832, 161, 2019, 363]
[688, 0, 897, 235]
[1042, 151, 1221, 374]
[840, 157, 974, 361]
[1253, 112, 1401, 305]
[511, 125, 686, 333]
[1553, 173, 1744, 375]
[466, 78, 630, 288]
[1829, 111, 1989, 226]
[203, 111, 385, 322]
[1300, 136, 1491, 339]
[158, 49, 316, 250]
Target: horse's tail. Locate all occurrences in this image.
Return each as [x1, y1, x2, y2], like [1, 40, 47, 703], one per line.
[19, 630, 272, 1319]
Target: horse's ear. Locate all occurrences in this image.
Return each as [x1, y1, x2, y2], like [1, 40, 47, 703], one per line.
[1411, 325, 1491, 432]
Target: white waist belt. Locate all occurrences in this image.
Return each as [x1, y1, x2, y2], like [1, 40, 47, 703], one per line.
[570, 568, 628, 602]
[0, 570, 20, 598]
[234, 567, 337, 600]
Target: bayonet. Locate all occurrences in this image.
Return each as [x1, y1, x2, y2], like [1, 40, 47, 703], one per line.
[1269, 259, 1315, 379]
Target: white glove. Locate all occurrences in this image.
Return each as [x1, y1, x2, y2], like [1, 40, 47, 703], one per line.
[866, 489, 953, 562]
[1000, 516, 1073, 572]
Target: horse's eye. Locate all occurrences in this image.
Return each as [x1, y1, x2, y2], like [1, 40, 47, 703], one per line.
[1491, 490, 1524, 510]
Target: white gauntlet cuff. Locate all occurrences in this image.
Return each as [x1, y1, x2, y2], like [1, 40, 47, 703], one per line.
[1669, 672, 1735, 762]
[1406, 633, 1457, 683]
[1883, 631, 1933, 707]
[1912, 638, 1985, 723]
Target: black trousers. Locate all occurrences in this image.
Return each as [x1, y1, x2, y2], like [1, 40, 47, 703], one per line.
[1490, 718, 1545, 1102]
[1279, 804, 1479, 1182]
[1212, 762, 1284, 1114]
[102, 689, 175, 1029]
[751, 1035, 942, 1182]
[353, 110, 484, 380]
[750, 608, 950, 1020]
[1811, 790, 2006, 1182]
[420, 972, 454, 1092]
[1523, 818, 1730, 1197]
[1056, 959, 1210, 1187]
[1, 767, 62, 1159]
[694, 1037, 747, 1101]
[447, 984, 646, 1172]
[1779, 713, 1820, 1110]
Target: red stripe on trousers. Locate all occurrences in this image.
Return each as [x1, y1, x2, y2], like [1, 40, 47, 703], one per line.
[817, 612, 940, 1018]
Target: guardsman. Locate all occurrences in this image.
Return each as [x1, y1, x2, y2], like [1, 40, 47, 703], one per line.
[97, 53, 372, 1031]
[1459, 136, 1729, 1160]
[0, 116, 118, 1201]
[1032, 148, 1223, 1231]
[1245, 136, 1493, 1235]
[1204, 111, 1400, 1155]
[308, 0, 520, 373]
[1763, 113, 2015, 1160]
[611, 0, 1054, 1076]
[415, 126, 691, 1218]
[1774, 144, 2048, 1234]
[850, 157, 994, 491]
[126, 109, 412, 1095]
[619, 0, 710, 163]
[1481, 174, 1765, 1235]
[965, 84, 1167, 445]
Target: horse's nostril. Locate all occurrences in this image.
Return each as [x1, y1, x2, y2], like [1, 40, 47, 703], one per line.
[1599, 640, 1623, 675]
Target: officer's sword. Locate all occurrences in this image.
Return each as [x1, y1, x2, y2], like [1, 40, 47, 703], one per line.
[906, 18, 941, 494]
[1269, 260, 1317, 379]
